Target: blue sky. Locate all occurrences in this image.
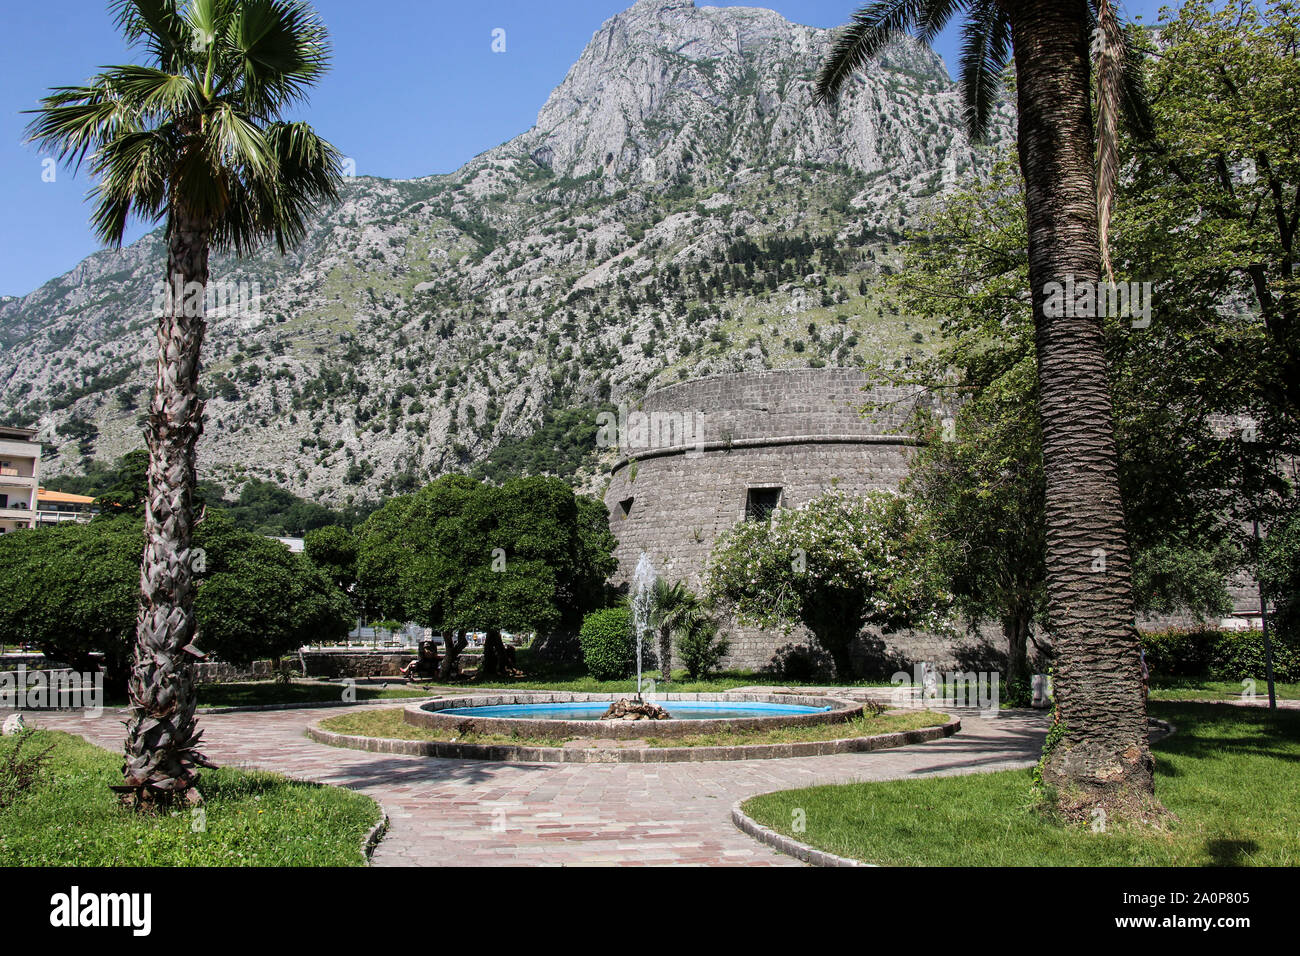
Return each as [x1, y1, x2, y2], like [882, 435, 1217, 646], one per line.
[0, 0, 1169, 297]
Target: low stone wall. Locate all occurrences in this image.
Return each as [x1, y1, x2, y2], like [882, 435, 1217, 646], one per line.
[405, 691, 860, 740]
[0, 653, 57, 671]
[4, 649, 480, 683]
[299, 650, 414, 679]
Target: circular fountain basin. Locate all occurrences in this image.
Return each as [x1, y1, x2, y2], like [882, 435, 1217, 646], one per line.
[439, 700, 831, 721]
[406, 692, 862, 739]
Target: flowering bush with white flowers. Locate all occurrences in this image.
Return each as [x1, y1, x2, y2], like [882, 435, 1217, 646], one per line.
[705, 491, 946, 680]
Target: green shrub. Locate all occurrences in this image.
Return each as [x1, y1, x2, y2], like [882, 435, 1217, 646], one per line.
[1140, 628, 1298, 683]
[1213, 631, 1298, 683]
[678, 618, 730, 680]
[580, 607, 633, 680]
[1140, 629, 1221, 678]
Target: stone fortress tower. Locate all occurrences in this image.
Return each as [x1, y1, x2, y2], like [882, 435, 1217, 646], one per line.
[603, 368, 933, 671]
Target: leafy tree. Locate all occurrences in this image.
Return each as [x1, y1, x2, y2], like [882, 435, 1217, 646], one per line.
[355, 475, 616, 678]
[706, 492, 940, 680]
[1124, 0, 1300, 443]
[27, 0, 342, 806]
[0, 518, 141, 695]
[903, 370, 1047, 694]
[817, 0, 1160, 811]
[92, 450, 149, 516]
[0, 512, 349, 691]
[303, 525, 359, 605]
[193, 512, 350, 665]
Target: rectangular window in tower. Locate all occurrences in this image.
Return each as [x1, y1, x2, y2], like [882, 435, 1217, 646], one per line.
[745, 487, 782, 522]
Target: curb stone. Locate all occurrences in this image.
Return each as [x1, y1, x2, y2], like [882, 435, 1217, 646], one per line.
[733, 714, 1180, 867]
[362, 813, 390, 865]
[730, 801, 873, 867]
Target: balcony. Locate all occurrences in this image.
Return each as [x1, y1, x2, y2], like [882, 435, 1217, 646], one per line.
[34, 510, 92, 526]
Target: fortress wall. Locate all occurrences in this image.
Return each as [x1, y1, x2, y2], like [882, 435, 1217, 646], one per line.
[605, 368, 926, 672]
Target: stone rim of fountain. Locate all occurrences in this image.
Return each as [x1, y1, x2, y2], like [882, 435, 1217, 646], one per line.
[406, 691, 863, 739]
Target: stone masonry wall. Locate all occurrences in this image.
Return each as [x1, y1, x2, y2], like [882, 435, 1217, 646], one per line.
[604, 369, 926, 672]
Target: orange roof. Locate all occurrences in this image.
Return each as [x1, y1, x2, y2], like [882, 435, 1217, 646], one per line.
[37, 488, 96, 505]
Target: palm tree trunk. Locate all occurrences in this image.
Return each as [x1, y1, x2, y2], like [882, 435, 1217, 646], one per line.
[119, 203, 214, 807]
[658, 626, 672, 682]
[1009, 0, 1156, 815]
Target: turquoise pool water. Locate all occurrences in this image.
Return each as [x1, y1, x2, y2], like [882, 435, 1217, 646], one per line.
[436, 700, 832, 721]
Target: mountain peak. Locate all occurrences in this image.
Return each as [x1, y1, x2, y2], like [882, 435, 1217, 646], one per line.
[524, 0, 965, 184]
[0, 1, 1012, 501]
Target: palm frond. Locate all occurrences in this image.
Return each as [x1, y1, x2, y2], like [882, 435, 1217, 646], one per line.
[98, 65, 200, 116]
[208, 103, 274, 176]
[815, 0, 930, 104]
[1094, 0, 1124, 285]
[914, 0, 967, 44]
[956, 0, 1011, 142]
[182, 0, 227, 53]
[87, 128, 172, 244]
[212, 120, 341, 255]
[225, 0, 331, 115]
[23, 82, 135, 173]
[1116, 20, 1155, 140]
[109, 0, 190, 70]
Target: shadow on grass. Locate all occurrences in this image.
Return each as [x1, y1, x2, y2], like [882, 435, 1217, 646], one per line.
[1204, 838, 1260, 865]
[1150, 702, 1300, 763]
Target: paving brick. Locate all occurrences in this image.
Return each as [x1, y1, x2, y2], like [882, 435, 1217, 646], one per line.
[17, 701, 1047, 867]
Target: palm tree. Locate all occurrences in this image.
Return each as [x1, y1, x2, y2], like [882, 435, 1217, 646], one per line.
[816, 0, 1158, 816]
[27, 0, 342, 807]
[649, 579, 700, 683]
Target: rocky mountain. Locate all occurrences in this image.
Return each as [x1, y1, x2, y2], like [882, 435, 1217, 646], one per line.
[0, 0, 1012, 504]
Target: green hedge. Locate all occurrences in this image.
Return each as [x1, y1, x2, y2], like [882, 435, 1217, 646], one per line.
[1141, 629, 1298, 683]
[580, 606, 633, 681]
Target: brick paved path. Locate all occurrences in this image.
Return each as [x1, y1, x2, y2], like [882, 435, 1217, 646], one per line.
[21, 703, 1048, 866]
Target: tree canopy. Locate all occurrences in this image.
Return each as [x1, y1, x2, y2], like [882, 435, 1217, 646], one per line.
[706, 491, 941, 680]
[355, 474, 616, 640]
[0, 510, 351, 686]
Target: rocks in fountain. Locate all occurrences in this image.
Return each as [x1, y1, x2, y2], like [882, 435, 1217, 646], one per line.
[601, 698, 670, 721]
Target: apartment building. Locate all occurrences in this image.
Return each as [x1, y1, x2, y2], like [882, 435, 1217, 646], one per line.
[0, 425, 40, 533]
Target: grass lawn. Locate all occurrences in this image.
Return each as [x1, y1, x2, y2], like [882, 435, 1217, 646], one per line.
[317, 706, 949, 749]
[741, 702, 1299, 866]
[195, 680, 429, 709]
[0, 730, 381, 866]
[1149, 677, 1300, 701]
